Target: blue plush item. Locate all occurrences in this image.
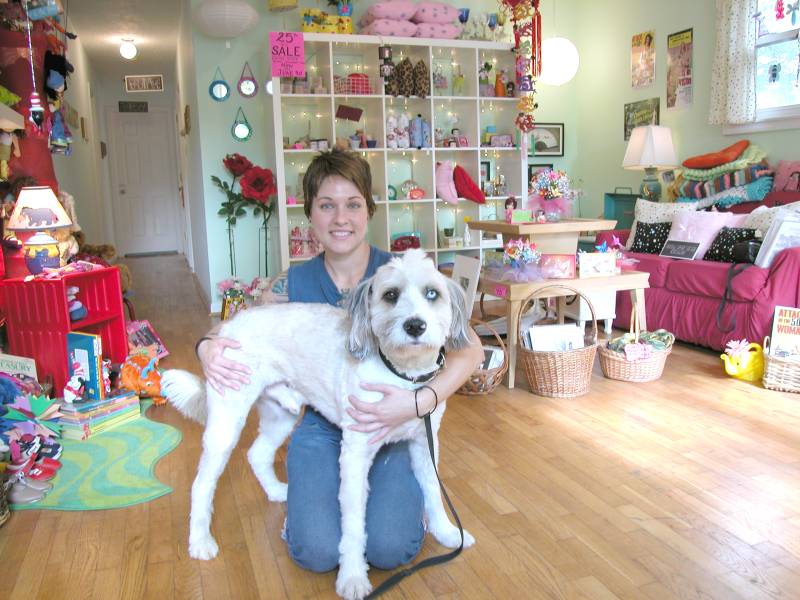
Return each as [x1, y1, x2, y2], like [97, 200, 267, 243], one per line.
[47, 69, 65, 91]
[69, 299, 88, 321]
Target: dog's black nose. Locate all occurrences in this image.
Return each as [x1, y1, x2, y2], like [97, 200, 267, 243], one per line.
[403, 318, 427, 338]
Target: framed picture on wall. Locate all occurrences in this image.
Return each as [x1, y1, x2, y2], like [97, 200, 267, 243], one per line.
[527, 163, 554, 191]
[480, 160, 491, 183]
[529, 123, 564, 157]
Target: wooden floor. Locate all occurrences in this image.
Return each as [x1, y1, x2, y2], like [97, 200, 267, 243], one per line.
[2, 254, 799, 600]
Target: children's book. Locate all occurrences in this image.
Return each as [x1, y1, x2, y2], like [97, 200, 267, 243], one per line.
[0, 352, 38, 379]
[769, 306, 800, 362]
[67, 331, 104, 401]
[126, 320, 169, 359]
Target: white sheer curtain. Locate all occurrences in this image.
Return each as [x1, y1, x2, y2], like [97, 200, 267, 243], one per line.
[708, 0, 758, 125]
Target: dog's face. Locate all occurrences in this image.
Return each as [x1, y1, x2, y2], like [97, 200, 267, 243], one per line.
[346, 249, 471, 362]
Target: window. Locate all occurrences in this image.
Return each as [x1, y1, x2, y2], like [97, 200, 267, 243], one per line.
[754, 0, 800, 117]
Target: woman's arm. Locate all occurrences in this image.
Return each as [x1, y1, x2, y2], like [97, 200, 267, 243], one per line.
[346, 328, 484, 443]
[197, 271, 289, 393]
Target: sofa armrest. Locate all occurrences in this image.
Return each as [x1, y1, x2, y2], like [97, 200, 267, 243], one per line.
[767, 246, 800, 308]
[595, 229, 630, 247]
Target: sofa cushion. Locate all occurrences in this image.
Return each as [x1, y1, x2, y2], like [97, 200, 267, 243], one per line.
[629, 221, 671, 254]
[666, 210, 744, 259]
[626, 198, 699, 249]
[624, 252, 672, 287]
[704, 227, 758, 263]
[665, 259, 769, 301]
[744, 201, 800, 234]
[774, 160, 800, 192]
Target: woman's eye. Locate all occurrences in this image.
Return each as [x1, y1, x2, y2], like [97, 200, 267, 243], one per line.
[425, 288, 439, 300]
[383, 289, 399, 303]
[320, 203, 333, 210]
[348, 202, 363, 210]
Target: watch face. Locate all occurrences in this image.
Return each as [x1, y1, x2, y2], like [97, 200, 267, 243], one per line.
[239, 78, 257, 97]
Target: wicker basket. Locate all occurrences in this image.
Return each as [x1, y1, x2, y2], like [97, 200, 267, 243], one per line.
[762, 336, 800, 393]
[458, 318, 508, 395]
[518, 286, 598, 398]
[0, 479, 10, 529]
[598, 308, 672, 383]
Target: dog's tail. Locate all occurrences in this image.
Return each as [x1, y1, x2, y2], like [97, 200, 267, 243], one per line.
[160, 369, 208, 425]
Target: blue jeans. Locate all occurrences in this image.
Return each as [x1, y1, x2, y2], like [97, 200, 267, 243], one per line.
[285, 408, 425, 572]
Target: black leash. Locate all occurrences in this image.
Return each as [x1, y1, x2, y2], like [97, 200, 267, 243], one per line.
[716, 263, 752, 333]
[365, 414, 464, 599]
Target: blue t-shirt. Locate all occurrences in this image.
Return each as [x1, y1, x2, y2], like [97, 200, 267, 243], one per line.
[287, 246, 392, 306]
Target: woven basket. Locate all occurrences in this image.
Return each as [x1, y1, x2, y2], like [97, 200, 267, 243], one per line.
[0, 479, 10, 529]
[518, 286, 597, 398]
[598, 308, 672, 383]
[458, 318, 508, 395]
[762, 336, 800, 393]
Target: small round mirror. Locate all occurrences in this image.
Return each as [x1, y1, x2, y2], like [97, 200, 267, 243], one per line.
[238, 78, 257, 98]
[232, 122, 251, 140]
[209, 80, 229, 102]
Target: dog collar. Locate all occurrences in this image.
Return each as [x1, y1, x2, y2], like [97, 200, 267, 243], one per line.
[378, 347, 446, 384]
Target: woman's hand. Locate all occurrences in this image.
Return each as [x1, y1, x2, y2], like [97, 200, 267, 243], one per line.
[346, 382, 436, 444]
[197, 336, 252, 395]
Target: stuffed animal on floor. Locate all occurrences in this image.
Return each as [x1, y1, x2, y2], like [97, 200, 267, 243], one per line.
[121, 354, 166, 405]
[71, 230, 133, 293]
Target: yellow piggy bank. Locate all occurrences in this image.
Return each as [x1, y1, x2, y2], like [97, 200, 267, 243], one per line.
[720, 342, 765, 382]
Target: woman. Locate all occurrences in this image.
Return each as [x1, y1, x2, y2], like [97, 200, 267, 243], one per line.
[197, 150, 482, 572]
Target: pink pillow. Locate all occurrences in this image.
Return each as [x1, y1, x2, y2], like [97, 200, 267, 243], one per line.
[415, 22, 461, 39]
[666, 211, 743, 259]
[361, 19, 418, 37]
[773, 160, 800, 192]
[367, 0, 415, 21]
[412, 2, 459, 24]
[435, 161, 458, 204]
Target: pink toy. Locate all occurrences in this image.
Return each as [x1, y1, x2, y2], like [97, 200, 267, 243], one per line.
[435, 161, 458, 204]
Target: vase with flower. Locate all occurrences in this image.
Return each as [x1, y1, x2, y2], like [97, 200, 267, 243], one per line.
[529, 168, 571, 222]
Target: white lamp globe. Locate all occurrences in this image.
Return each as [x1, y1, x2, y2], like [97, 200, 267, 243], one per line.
[195, 0, 259, 38]
[539, 37, 579, 86]
[119, 40, 137, 60]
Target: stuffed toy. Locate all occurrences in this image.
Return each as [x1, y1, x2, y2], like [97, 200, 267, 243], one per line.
[121, 354, 166, 406]
[66, 285, 87, 321]
[435, 161, 458, 204]
[391, 57, 414, 97]
[396, 113, 410, 148]
[386, 114, 398, 149]
[412, 60, 430, 98]
[43, 51, 74, 101]
[410, 114, 431, 148]
[72, 230, 134, 293]
[453, 164, 486, 204]
[0, 131, 21, 181]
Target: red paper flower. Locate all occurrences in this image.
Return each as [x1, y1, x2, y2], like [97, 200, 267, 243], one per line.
[240, 166, 276, 204]
[223, 153, 253, 177]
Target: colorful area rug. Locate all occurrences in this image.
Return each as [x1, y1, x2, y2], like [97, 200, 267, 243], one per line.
[12, 402, 181, 511]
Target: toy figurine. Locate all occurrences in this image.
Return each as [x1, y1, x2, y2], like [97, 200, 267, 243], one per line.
[410, 114, 431, 149]
[452, 65, 465, 96]
[494, 70, 507, 97]
[397, 113, 410, 148]
[386, 114, 398, 149]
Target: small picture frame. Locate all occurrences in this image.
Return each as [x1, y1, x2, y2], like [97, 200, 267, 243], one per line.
[457, 135, 470, 148]
[480, 160, 491, 183]
[489, 134, 513, 147]
[451, 255, 482, 308]
[529, 123, 564, 157]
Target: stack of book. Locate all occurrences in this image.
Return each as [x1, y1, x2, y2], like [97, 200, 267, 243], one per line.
[59, 390, 141, 440]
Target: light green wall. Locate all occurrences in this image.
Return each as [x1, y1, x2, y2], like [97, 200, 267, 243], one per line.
[571, 0, 798, 217]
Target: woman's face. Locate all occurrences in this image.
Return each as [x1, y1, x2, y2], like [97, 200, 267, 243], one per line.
[310, 175, 370, 256]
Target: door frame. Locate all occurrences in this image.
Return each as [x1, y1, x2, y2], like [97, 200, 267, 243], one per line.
[105, 105, 182, 255]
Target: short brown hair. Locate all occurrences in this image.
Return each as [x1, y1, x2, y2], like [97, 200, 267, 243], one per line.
[302, 149, 375, 218]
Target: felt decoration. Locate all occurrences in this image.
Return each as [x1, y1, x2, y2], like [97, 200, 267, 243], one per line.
[4, 394, 62, 438]
[435, 161, 458, 204]
[682, 140, 750, 169]
[452, 164, 485, 204]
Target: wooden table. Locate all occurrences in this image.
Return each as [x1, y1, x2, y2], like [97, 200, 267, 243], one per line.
[477, 271, 651, 389]
[470, 218, 618, 254]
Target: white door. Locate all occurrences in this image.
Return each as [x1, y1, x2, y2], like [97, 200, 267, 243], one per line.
[107, 109, 179, 255]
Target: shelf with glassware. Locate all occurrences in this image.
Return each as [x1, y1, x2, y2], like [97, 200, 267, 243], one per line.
[271, 33, 528, 271]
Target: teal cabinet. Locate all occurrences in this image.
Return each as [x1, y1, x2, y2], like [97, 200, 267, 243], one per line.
[603, 190, 638, 230]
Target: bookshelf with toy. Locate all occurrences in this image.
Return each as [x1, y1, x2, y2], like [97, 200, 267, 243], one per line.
[271, 33, 528, 271]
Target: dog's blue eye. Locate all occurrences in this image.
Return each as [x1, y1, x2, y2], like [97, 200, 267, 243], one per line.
[425, 288, 439, 300]
[383, 289, 399, 303]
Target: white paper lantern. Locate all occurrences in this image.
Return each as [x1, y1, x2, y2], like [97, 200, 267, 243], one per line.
[539, 37, 580, 86]
[195, 0, 259, 39]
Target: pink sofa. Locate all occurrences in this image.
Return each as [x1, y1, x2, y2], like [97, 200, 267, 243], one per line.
[596, 192, 800, 351]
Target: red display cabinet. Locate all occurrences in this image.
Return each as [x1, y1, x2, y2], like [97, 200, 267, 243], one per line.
[0, 266, 127, 394]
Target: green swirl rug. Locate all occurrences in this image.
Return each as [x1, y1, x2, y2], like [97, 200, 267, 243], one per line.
[12, 402, 182, 511]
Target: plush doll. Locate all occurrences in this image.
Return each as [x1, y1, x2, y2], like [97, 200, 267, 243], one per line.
[394, 57, 414, 97]
[121, 354, 166, 405]
[43, 50, 74, 101]
[386, 114, 398, 148]
[397, 113, 411, 148]
[66, 285, 87, 321]
[409, 114, 431, 149]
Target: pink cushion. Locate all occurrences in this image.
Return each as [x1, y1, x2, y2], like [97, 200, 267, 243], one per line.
[411, 2, 459, 24]
[361, 19, 418, 37]
[435, 161, 458, 204]
[665, 210, 743, 259]
[624, 252, 673, 288]
[774, 160, 800, 192]
[367, 0, 416, 21]
[665, 260, 769, 302]
[415, 22, 461, 39]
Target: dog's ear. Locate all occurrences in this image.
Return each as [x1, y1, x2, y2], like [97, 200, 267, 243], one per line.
[345, 277, 377, 359]
[444, 278, 472, 350]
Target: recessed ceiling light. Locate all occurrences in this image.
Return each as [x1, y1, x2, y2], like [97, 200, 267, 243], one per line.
[120, 39, 137, 60]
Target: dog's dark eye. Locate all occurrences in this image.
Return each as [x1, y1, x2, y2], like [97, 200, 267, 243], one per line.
[425, 288, 439, 301]
[382, 288, 399, 303]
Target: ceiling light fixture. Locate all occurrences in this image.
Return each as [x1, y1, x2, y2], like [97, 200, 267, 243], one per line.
[120, 39, 137, 60]
[538, 0, 579, 86]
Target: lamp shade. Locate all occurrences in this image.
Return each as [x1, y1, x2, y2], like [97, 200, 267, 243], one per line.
[195, 0, 259, 38]
[7, 186, 73, 231]
[539, 37, 580, 86]
[622, 125, 677, 171]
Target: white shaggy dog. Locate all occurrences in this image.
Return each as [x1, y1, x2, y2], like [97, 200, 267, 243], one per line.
[161, 250, 475, 600]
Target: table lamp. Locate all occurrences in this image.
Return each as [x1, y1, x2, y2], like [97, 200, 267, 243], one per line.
[6, 186, 73, 274]
[622, 125, 677, 202]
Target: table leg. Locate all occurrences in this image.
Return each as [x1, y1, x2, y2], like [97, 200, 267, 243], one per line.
[557, 297, 566, 324]
[631, 288, 647, 331]
[505, 299, 522, 389]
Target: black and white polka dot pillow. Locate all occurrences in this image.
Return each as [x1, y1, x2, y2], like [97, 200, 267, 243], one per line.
[704, 227, 758, 262]
[629, 221, 672, 254]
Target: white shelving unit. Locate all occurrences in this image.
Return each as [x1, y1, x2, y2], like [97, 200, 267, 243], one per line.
[271, 33, 529, 270]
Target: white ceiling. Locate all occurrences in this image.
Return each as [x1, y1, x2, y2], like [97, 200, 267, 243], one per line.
[65, 0, 182, 78]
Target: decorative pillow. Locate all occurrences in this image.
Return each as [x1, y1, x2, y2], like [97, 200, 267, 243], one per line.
[367, 0, 416, 21]
[704, 227, 758, 263]
[629, 221, 672, 254]
[415, 22, 462, 39]
[682, 140, 749, 169]
[773, 160, 800, 192]
[411, 2, 459, 24]
[744, 201, 800, 235]
[361, 19, 418, 37]
[626, 198, 699, 250]
[452, 164, 485, 204]
[665, 210, 745, 259]
[435, 161, 458, 204]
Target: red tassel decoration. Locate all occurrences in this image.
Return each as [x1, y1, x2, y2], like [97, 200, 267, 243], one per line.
[532, 0, 542, 78]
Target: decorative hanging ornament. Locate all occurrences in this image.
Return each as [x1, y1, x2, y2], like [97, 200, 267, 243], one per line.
[515, 112, 535, 133]
[231, 107, 252, 141]
[195, 0, 259, 38]
[209, 67, 230, 101]
[238, 62, 258, 98]
[776, 0, 786, 19]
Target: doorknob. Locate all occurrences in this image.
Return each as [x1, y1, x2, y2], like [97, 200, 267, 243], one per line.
[119, 189, 126, 195]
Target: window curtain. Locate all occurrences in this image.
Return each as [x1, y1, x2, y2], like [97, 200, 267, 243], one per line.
[708, 0, 758, 125]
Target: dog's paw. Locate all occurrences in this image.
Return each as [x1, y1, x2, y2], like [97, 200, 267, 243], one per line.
[265, 481, 288, 502]
[188, 534, 219, 560]
[430, 524, 475, 549]
[335, 573, 372, 600]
